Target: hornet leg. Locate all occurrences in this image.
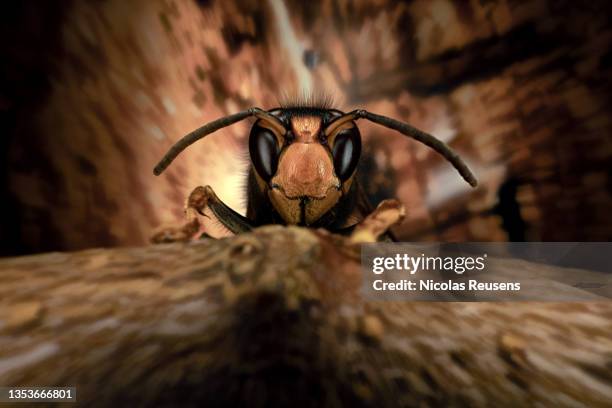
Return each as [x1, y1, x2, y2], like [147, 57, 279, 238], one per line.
[151, 185, 254, 243]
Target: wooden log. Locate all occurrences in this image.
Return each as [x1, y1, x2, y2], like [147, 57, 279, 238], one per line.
[0, 226, 611, 407]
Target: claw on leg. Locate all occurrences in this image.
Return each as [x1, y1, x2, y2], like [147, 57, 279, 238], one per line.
[350, 199, 406, 243]
[150, 207, 202, 244]
[151, 185, 254, 244]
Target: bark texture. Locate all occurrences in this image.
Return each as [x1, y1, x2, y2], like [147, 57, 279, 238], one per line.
[1, 226, 611, 407]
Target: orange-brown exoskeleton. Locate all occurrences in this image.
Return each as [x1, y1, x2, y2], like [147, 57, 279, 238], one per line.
[152, 104, 477, 241]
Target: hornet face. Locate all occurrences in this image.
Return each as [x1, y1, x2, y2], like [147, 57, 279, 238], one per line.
[249, 108, 361, 225]
[153, 103, 476, 236]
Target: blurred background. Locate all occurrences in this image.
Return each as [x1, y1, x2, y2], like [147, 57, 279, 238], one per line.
[1, 0, 611, 256]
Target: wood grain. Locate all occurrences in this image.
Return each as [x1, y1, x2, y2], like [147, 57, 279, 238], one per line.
[1, 226, 611, 407]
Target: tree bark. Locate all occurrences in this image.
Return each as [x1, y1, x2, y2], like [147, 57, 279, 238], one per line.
[0, 226, 611, 407]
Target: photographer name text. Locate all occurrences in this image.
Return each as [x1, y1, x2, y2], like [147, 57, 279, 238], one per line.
[370, 254, 521, 292]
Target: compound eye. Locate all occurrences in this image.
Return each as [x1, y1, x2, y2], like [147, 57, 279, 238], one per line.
[249, 125, 280, 181]
[332, 127, 361, 181]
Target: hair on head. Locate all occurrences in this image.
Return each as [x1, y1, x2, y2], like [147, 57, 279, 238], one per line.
[277, 90, 337, 111]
